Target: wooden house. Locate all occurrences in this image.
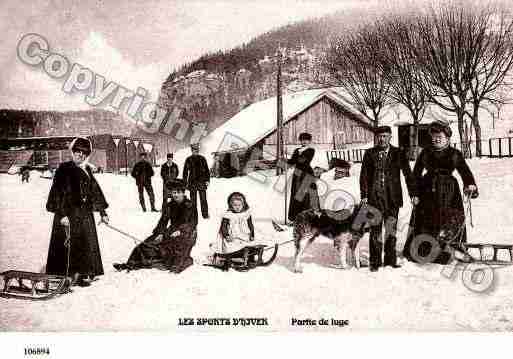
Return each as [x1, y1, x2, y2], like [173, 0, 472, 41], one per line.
[201, 88, 375, 177]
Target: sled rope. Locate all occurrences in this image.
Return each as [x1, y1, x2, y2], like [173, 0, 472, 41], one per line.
[64, 224, 71, 278]
[465, 192, 474, 228]
[99, 221, 144, 246]
[265, 238, 295, 251]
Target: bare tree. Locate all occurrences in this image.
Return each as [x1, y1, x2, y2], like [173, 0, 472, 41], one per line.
[323, 25, 392, 129]
[464, 5, 513, 156]
[413, 5, 480, 157]
[376, 16, 429, 160]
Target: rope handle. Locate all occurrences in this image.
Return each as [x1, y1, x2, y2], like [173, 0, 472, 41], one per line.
[63, 224, 71, 248]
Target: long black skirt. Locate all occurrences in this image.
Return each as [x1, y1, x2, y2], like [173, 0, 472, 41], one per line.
[403, 174, 467, 264]
[288, 169, 319, 222]
[46, 209, 104, 277]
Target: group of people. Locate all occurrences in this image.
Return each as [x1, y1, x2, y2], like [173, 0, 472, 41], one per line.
[130, 143, 211, 221]
[44, 140, 227, 286]
[285, 124, 478, 272]
[43, 119, 478, 286]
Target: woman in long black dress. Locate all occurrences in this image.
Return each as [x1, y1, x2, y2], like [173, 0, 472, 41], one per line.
[46, 137, 109, 287]
[287, 132, 320, 222]
[403, 121, 478, 264]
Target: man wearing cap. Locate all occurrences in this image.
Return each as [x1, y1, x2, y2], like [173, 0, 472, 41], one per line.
[183, 143, 210, 220]
[160, 153, 179, 210]
[46, 137, 109, 287]
[360, 126, 415, 271]
[131, 152, 158, 212]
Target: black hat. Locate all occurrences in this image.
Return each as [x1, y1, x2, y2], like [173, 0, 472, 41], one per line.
[375, 126, 392, 134]
[429, 121, 452, 138]
[140, 152, 147, 157]
[190, 143, 200, 150]
[70, 137, 92, 156]
[167, 179, 186, 191]
[166, 153, 173, 159]
[298, 132, 312, 141]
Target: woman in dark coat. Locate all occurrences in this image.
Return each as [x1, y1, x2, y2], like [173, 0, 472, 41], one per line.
[287, 132, 320, 222]
[403, 121, 478, 264]
[113, 180, 197, 274]
[46, 137, 109, 287]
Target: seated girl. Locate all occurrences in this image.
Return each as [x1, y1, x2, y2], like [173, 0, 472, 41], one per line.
[218, 192, 255, 253]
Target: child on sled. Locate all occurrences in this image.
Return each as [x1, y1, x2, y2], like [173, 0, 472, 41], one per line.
[208, 192, 267, 271]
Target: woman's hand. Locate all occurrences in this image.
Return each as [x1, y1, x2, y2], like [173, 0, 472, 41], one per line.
[464, 185, 478, 198]
[60, 216, 70, 226]
[411, 196, 420, 206]
[101, 215, 109, 224]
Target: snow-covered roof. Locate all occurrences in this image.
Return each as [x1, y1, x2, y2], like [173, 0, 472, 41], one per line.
[201, 88, 371, 155]
[205, 73, 221, 81]
[186, 70, 206, 79]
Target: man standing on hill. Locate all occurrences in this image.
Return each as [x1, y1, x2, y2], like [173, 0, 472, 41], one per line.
[161, 153, 179, 209]
[131, 152, 158, 212]
[183, 143, 210, 221]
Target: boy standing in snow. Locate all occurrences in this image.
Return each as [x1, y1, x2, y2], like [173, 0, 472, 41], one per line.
[183, 143, 210, 221]
[160, 153, 179, 210]
[131, 152, 158, 212]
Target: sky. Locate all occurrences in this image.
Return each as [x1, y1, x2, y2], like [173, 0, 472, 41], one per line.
[0, 0, 506, 112]
[0, 0, 372, 110]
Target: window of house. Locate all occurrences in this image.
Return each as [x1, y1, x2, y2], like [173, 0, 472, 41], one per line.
[33, 151, 48, 166]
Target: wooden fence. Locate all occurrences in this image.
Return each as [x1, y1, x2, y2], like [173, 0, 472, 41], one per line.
[326, 148, 366, 165]
[451, 137, 513, 159]
[326, 137, 513, 164]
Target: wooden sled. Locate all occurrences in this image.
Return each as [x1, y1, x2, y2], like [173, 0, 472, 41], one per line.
[0, 270, 72, 301]
[205, 244, 279, 272]
[458, 243, 513, 266]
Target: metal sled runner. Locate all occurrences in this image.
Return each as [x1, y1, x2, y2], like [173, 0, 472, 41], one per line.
[0, 270, 72, 301]
[206, 244, 279, 272]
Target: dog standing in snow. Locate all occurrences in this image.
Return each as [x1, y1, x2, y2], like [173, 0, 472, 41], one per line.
[293, 205, 366, 273]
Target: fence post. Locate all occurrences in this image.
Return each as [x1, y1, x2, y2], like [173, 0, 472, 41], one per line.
[489, 139, 493, 157]
[326, 152, 330, 166]
[509, 137, 512, 157]
[499, 138, 502, 158]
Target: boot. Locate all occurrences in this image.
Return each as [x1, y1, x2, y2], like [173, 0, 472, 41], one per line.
[171, 257, 193, 274]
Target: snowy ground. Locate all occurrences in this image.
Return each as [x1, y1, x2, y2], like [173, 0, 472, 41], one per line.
[1, 158, 513, 331]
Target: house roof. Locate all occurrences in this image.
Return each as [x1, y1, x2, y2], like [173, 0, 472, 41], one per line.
[202, 88, 372, 154]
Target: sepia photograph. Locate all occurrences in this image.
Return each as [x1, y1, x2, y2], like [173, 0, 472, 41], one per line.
[1, 0, 513, 356]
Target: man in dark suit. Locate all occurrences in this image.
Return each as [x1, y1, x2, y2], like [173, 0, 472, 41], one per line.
[360, 126, 415, 271]
[183, 143, 210, 221]
[160, 153, 179, 210]
[131, 152, 158, 212]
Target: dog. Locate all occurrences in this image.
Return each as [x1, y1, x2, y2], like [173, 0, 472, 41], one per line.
[293, 205, 367, 273]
